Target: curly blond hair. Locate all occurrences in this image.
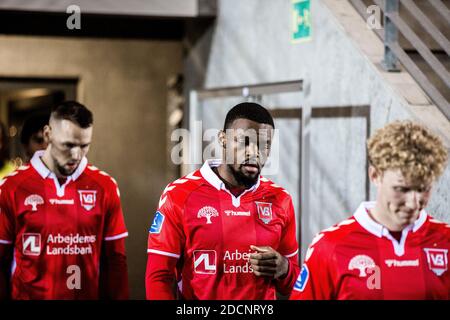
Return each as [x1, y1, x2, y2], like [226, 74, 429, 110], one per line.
[367, 121, 448, 184]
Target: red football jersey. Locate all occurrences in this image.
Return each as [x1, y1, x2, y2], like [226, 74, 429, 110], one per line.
[0, 151, 128, 299]
[290, 201, 450, 300]
[147, 160, 299, 300]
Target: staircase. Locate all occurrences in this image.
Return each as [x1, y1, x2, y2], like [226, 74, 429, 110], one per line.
[350, 0, 450, 119]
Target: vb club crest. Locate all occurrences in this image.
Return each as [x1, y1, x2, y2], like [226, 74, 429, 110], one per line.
[255, 202, 273, 224]
[78, 190, 97, 211]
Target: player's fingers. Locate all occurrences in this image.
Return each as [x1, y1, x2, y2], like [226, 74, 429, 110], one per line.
[249, 252, 277, 260]
[250, 245, 272, 253]
[252, 269, 275, 277]
[251, 264, 277, 273]
[249, 258, 277, 267]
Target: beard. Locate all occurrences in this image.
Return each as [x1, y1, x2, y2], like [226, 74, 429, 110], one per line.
[228, 163, 260, 188]
[55, 161, 76, 176]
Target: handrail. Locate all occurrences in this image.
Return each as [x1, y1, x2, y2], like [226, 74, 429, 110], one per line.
[429, 0, 450, 23]
[388, 41, 450, 115]
[349, 0, 450, 120]
[400, 0, 450, 56]
[374, 0, 450, 87]
[350, 0, 384, 40]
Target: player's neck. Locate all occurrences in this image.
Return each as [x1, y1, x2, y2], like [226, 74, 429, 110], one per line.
[215, 165, 246, 196]
[368, 204, 406, 232]
[41, 148, 64, 179]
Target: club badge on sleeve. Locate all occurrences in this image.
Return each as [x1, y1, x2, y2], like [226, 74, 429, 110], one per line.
[150, 211, 165, 234]
[294, 264, 309, 292]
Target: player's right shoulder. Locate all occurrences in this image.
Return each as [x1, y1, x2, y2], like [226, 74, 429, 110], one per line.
[304, 217, 358, 261]
[0, 164, 34, 191]
[157, 170, 205, 208]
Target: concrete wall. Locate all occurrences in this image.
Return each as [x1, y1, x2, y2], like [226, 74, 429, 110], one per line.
[184, 0, 450, 258]
[0, 35, 182, 299]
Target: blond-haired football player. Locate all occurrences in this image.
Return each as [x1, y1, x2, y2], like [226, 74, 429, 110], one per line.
[291, 121, 449, 300]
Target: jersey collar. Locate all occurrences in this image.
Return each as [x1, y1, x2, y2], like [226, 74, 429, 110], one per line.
[353, 201, 428, 238]
[30, 150, 88, 181]
[200, 159, 261, 192]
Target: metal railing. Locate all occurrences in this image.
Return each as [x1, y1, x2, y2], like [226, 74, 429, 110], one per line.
[350, 0, 450, 119]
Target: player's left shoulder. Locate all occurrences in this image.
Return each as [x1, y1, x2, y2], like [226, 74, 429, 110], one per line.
[259, 177, 292, 198]
[256, 178, 294, 225]
[425, 215, 450, 235]
[83, 164, 120, 192]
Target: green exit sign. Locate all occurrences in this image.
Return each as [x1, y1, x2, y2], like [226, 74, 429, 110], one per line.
[292, 0, 312, 43]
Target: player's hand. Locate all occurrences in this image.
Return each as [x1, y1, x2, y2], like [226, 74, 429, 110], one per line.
[249, 245, 288, 279]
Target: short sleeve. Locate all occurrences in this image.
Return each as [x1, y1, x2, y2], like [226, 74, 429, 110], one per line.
[103, 182, 128, 241]
[0, 183, 15, 245]
[277, 196, 299, 258]
[147, 191, 185, 259]
[290, 234, 335, 300]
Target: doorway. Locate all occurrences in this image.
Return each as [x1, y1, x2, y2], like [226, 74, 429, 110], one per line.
[0, 77, 77, 164]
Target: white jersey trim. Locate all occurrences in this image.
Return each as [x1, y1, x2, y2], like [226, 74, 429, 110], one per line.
[200, 159, 261, 207]
[200, 159, 261, 192]
[0, 239, 13, 245]
[104, 232, 129, 241]
[354, 201, 427, 238]
[31, 150, 88, 181]
[147, 249, 180, 259]
[353, 201, 428, 257]
[199, 159, 225, 191]
[284, 249, 299, 258]
[30, 150, 88, 197]
[11, 249, 16, 276]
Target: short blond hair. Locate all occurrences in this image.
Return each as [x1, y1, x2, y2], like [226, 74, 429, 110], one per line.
[367, 121, 448, 184]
